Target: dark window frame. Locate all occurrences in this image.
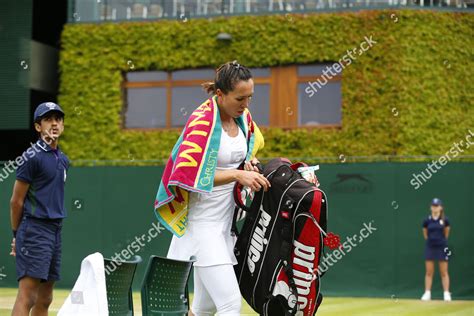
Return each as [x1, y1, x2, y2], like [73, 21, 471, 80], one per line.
[121, 64, 342, 130]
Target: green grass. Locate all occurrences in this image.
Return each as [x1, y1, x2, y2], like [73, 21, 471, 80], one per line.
[1, 288, 473, 315]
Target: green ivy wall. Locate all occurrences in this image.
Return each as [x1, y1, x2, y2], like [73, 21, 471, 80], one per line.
[58, 10, 474, 164]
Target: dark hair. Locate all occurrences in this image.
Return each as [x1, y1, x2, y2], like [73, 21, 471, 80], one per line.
[440, 206, 446, 222]
[202, 60, 252, 95]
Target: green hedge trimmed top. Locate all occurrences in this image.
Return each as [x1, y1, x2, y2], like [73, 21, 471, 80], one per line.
[59, 10, 474, 165]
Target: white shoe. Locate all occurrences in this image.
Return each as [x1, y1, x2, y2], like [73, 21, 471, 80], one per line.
[444, 291, 452, 301]
[421, 291, 431, 301]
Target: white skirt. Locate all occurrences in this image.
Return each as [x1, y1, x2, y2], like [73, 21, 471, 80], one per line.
[167, 220, 238, 267]
[167, 183, 238, 267]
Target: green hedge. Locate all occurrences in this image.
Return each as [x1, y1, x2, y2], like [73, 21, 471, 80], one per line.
[59, 10, 474, 165]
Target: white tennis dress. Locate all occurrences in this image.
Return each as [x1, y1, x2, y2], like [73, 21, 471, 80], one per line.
[167, 126, 247, 267]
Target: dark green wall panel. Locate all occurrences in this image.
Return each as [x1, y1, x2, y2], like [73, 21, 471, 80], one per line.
[0, 0, 32, 129]
[0, 163, 473, 300]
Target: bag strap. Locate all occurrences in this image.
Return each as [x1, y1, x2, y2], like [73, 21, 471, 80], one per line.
[279, 197, 299, 315]
[233, 182, 251, 213]
[289, 161, 308, 171]
[231, 205, 240, 237]
[233, 162, 264, 211]
[231, 161, 264, 236]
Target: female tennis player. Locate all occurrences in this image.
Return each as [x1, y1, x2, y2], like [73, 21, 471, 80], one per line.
[421, 198, 451, 301]
[160, 61, 270, 315]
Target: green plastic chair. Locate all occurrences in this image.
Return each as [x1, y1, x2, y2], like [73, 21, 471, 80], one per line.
[104, 255, 142, 316]
[141, 255, 195, 316]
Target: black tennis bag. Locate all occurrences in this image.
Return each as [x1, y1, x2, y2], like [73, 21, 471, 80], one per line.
[232, 158, 339, 316]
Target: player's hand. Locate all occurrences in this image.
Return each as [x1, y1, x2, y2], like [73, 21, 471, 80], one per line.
[236, 170, 271, 192]
[10, 238, 16, 257]
[314, 174, 320, 187]
[244, 158, 260, 172]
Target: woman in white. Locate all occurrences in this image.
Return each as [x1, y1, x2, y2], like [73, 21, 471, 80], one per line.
[167, 61, 271, 316]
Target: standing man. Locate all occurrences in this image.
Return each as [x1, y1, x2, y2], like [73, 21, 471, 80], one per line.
[10, 102, 69, 315]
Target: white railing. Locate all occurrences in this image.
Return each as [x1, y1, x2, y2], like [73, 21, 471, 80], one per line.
[69, 0, 473, 22]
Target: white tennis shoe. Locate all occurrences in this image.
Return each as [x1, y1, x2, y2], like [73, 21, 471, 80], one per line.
[421, 291, 431, 301]
[444, 291, 452, 301]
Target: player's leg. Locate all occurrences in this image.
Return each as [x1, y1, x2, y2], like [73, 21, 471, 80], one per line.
[12, 276, 41, 315]
[421, 260, 434, 300]
[195, 264, 241, 315]
[424, 260, 434, 291]
[439, 260, 451, 301]
[13, 216, 46, 315]
[14, 217, 59, 315]
[31, 281, 55, 316]
[191, 267, 217, 315]
[439, 260, 450, 291]
[31, 221, 62, 315]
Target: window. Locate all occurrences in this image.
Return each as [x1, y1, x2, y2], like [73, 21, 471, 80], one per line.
[267, 64, 342, 128]
[249, 84, 270, 126]
[171, 86, 209, 127]
[126, 87, 167, 128]
[123, 64, 341, 129]
[297, 64, 342, 126]
[297, 82, 342, 125]
[123, 68, 271, 129]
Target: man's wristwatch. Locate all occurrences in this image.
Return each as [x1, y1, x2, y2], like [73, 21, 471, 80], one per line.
[12, 230, 17, 238]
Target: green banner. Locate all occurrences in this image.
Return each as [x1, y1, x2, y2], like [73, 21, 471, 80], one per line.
[0, 163, 472, 300]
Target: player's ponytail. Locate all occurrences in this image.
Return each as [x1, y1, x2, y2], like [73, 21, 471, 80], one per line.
[202, 60, 252, 95]
[202, 82, 216, 94]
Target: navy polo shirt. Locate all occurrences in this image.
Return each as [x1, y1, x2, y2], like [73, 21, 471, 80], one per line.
[16, 139, 69, 219]
[423, 215, 450, 247]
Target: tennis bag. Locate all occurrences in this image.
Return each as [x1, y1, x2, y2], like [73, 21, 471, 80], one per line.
[232, 158, 338, 316]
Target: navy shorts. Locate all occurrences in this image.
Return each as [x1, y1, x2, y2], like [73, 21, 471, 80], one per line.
[425, 243, 449, 261]
[15, 216, 63, 282]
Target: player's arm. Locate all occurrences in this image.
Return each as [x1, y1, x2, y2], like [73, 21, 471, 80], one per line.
[214, 169, 270, 192]
[444, 226, 450, 239]
[10, 180, 30, 233]
[422, 227, 428, 240]
[214, 157, 262, 186]
[214, 169, 237, 186]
